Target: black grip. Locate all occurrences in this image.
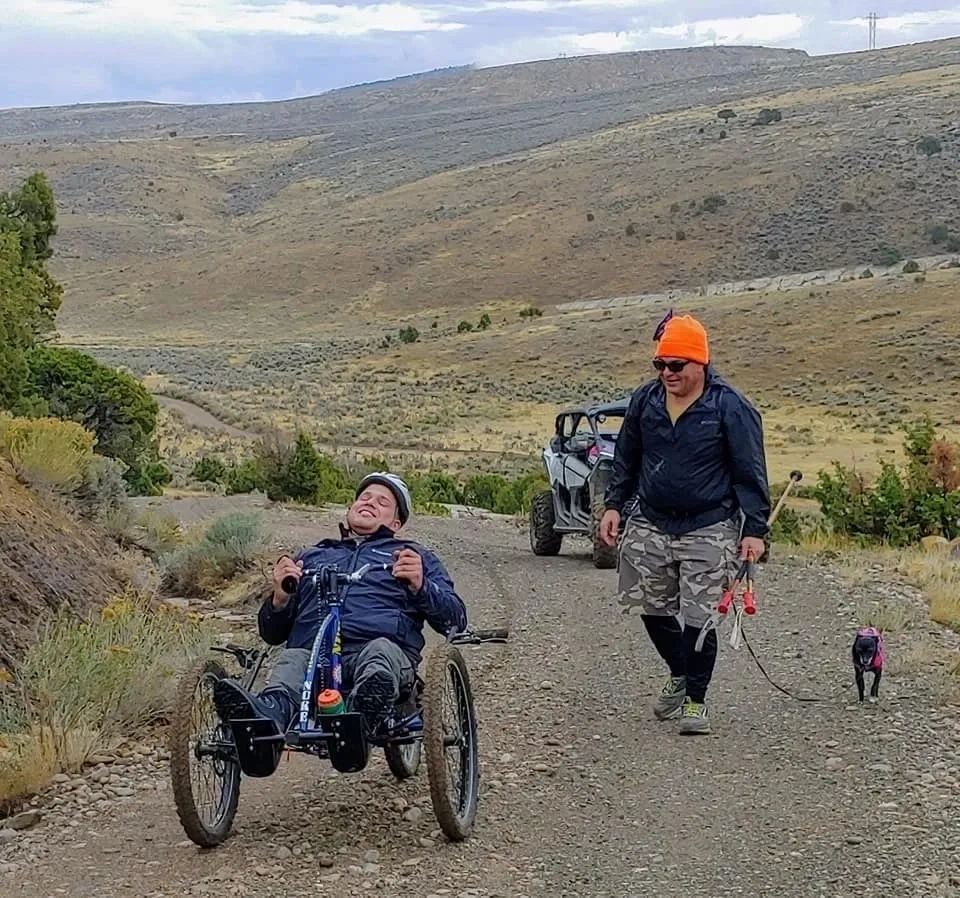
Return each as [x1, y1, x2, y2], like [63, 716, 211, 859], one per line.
[281, 575, 299, 595]
[472, 628, 509, 641]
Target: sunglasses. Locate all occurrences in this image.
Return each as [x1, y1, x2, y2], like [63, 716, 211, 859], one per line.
[653, 359, 692, 373]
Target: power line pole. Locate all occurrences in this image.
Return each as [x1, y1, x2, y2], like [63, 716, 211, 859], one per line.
[868, 12, 877, 50]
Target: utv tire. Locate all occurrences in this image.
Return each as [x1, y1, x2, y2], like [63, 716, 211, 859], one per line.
[530, 490, 563, 556]
[590, 499, 618, 569]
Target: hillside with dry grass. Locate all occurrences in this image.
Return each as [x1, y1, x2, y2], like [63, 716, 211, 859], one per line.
[0, 460, 128, 671]
[2, 37, 960, 489]
[0, 39, 958, 343]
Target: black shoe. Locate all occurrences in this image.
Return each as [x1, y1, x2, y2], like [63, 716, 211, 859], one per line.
[212, 679, 288, 733]
[350, 671, 395, 736]
[212, 679, 286, 777]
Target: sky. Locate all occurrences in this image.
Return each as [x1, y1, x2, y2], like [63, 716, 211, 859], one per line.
[1, 1, 959, 109]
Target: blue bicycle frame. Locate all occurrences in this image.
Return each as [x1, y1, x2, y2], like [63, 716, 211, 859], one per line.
[290, 562, 423, 744]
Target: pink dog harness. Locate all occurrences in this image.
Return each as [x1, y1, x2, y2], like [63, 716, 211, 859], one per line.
[856, 626, 885, 670]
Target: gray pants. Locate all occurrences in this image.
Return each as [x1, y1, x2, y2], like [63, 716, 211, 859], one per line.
[264, 637, 416, 722]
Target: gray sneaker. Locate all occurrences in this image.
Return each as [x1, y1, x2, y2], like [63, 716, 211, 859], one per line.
[653, 675, 687, 720]
[677, 698, 711, 735]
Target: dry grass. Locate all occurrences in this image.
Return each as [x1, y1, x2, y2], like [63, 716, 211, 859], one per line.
[894, 552, 960, 633]
[797, 534, 960, 635]
[75, 264, 960, 485]
[0, 590, 214, 809]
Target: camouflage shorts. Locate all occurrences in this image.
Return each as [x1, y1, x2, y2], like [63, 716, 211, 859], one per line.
[615, 514, 741, 628]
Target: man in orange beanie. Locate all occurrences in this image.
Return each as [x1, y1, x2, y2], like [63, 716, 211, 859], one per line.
[599, 309, 770, 735]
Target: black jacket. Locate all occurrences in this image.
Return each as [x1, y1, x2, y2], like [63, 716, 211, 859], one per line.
[603, 367, 771, 538]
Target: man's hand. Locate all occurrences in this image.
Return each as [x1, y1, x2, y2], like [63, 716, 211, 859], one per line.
[272, 555, 303, 608]
[599, 509, 621, 547]
[739, 536, 766, 561]
[393, 548, 424, 593]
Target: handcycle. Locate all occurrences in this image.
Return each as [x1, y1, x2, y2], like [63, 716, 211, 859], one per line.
[168, 560, 508, 848]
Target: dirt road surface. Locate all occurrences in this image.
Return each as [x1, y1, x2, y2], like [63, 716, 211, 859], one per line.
[2, 500, 959, 897]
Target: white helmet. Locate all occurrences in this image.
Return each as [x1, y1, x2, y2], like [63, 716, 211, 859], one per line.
[356, 472, 413, 525]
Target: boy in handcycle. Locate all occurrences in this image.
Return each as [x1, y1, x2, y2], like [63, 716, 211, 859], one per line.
[212, 472, 469, 773]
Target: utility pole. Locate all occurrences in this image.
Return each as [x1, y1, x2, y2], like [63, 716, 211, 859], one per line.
[868, 12, 877, 50]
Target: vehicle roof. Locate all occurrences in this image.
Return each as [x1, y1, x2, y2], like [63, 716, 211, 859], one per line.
[556, 397, 630, 418]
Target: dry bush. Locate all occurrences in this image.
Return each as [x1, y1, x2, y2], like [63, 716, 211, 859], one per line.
[0, 589, 213, 806]
[0, 412, 95, 493]
[98, 505, 184, 557]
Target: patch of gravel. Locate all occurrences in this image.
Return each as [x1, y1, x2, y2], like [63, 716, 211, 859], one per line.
[2, 510, 958, 897]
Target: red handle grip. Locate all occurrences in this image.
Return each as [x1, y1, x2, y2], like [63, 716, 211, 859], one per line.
[742, 589, 756, 615]
[717, 589, 733, 615]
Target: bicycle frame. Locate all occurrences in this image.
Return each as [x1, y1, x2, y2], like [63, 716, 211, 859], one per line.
[287, 561, 425, 751]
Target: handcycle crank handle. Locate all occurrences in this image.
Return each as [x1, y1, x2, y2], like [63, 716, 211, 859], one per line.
[280, 561, 394, 595]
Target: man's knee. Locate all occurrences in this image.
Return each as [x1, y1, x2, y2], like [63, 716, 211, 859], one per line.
[354, 638, 414, 688]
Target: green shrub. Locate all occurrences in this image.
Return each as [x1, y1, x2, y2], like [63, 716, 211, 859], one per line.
[159, 511, 267, 596]
[813, 416, 960, 546]
[873, 244, 903, 266]
[26, 346, 167, 495]
[407, 471, 464, 506]
[769, 506, 803, 544]
[190, 456, 227, 484]
[701, 195, 727, 213]
[753, 107, 782, 125]
[225, 458, 265, 494]
[398, 326, 419, 344]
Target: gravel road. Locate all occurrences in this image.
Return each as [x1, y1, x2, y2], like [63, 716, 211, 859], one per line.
[2, 502, 958, 897]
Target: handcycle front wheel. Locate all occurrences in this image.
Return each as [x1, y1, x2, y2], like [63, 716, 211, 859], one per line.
[384, 740, 422, 779]
[169, 658, 241, 848]
[423, 642, 480, 841]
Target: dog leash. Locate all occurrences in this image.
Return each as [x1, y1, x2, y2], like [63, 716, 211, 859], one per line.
[694, 558, 856, 703]
[738, 625, 856, 703]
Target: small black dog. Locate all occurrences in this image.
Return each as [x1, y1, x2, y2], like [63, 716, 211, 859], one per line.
[852, 626, 884, 703]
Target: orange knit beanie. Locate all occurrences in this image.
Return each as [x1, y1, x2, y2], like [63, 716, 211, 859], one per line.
[654, 314, 709, 365]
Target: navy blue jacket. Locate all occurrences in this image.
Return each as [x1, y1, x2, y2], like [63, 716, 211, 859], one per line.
[258, 526, 468, 667]
[603, 367, 771, 538]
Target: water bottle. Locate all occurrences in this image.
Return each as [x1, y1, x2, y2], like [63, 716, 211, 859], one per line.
[317, 688, 345, 715]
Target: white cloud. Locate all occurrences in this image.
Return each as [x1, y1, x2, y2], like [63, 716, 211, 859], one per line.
[650, 13, 806, 45]
[2, 1, 960, 107]
[470, 0, 672, 10]
[832, 7, 960, 32]
[2, 0, 466, 36]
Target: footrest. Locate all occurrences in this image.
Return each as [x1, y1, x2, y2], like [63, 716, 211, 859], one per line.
[227, 717, 283, 778]
[295, 712, 370, 773]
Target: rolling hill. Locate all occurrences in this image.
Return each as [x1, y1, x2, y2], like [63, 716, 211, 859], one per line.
[1, 39, 958, 341]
